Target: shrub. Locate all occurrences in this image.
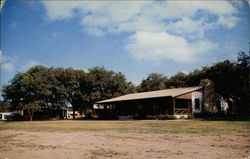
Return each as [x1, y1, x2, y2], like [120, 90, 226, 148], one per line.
[187, 114, 194, 119]
[133, 114, 177, 120]
[179, 115, 186, 119]
[152, 114, 176, 120]
[162, 115, 177, 120]
[133, 114, 146, 120]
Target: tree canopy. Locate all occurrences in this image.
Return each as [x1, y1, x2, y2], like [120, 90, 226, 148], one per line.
[138, 73, 168, 92]
[2, 66, 135, 119]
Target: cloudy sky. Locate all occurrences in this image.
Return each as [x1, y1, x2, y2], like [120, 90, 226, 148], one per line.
[1, 0, 249, 86]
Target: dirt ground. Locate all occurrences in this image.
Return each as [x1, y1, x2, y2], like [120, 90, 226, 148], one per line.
[0, 121, 249, 159]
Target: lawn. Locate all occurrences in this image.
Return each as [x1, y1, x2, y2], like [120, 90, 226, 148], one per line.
[0, 120, 249, 134]
[0, 120, 249, 159]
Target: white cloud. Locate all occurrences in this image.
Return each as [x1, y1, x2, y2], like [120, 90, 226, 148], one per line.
[41, 1, 76, 20]
[1, 55, 17, 73]
[22, 59, 41, 71]
[166, 17, 209, 39]
[217, 15, 239, 28]
[125, 31, 217, 63]
[1, 55, 41, 73]
[42, 1, 239, 35]
[2, 63, 15, 72]
[42, 1, 239, 63]
[27, 59, 40, 68]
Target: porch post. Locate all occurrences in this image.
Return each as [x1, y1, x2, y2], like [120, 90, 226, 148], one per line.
[66, 108, 68, 119]
[62, 108, 64, 119]
[189, 99, 192, 114]
[173, 97, 175, 115]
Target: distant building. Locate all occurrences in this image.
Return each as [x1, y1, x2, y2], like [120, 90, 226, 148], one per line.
[0, 112, 12, 120]
[0, 111, 23, 120]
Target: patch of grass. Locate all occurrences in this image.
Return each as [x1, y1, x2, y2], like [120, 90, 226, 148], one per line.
[0, 132, 60, 152]
[13, 142, 58, 150]
[0, 120, 249, 136]
[212, 144, 243, 149]
[90, 148, 125, 158]
[0, 133, 23, 145]
[173, 150, 184, 155]
[2, 133, 23, 139]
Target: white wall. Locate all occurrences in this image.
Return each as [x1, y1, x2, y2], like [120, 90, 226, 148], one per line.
[192, 91, 202, 113]
[0, 112, 11, 120]
[220, 98, 229, 112]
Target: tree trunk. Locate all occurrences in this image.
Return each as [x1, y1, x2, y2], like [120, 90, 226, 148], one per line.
[28, 111, 33, 121]
[216, 100, 222, 115]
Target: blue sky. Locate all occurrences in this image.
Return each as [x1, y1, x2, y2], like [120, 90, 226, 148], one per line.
[1, 0, 249, 87]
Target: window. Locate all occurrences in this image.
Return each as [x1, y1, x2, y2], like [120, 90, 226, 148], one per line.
[195, 98, 200, 110]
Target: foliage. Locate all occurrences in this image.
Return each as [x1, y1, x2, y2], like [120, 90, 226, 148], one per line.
[81, 67, 135, 108]
[0, 101, 10, 112]
[2, 66, 135, 119]
[151, 115, 177, 120]
[166, 72, 188, 88]
[187, 114, 194, 119]
[138, 73, 168, 92]
[133, 114, 177, 120]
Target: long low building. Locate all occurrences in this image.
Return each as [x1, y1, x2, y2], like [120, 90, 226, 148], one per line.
[94, 86, 204, 119]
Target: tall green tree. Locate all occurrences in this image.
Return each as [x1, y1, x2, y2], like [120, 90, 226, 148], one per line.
[2, 67, 47, 120]
[54, 68, 86, 119]
[23, 100, 42, 121]
[166, 72, 188, 88]
[138, 73, 167, 92]
[0, 101, 10, 112]
[81, 67, 135, 107]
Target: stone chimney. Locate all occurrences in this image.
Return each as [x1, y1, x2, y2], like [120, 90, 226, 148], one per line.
[199, 79, 217, 114]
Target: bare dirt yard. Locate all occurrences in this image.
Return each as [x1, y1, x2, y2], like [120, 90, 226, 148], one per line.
[0, 120, 249, 159]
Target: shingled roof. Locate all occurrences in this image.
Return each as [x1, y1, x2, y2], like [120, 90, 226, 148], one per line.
[96, 86, 203, 104]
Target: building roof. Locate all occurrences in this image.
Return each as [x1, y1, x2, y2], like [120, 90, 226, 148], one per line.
[96, 86, 203, 104]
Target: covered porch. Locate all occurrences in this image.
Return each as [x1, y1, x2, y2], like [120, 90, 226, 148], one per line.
[94, 96, 192, 119]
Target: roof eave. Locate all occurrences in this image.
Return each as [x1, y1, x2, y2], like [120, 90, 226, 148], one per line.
[95, 95, 173, 104]
[173, 86, 204, 97]
[95, 86, 203, 104]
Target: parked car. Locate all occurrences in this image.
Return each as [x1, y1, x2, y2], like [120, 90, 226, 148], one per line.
[6, 113, 24, 121]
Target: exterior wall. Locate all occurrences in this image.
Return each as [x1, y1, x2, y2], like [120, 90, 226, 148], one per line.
[220, 98, 229, 112]
[67, 110, 83, 119]
[192, 91, 203, 113]
[0, 111, 23, 120]
[0, 112, 12, 120]
[176, 92, 192, 99]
